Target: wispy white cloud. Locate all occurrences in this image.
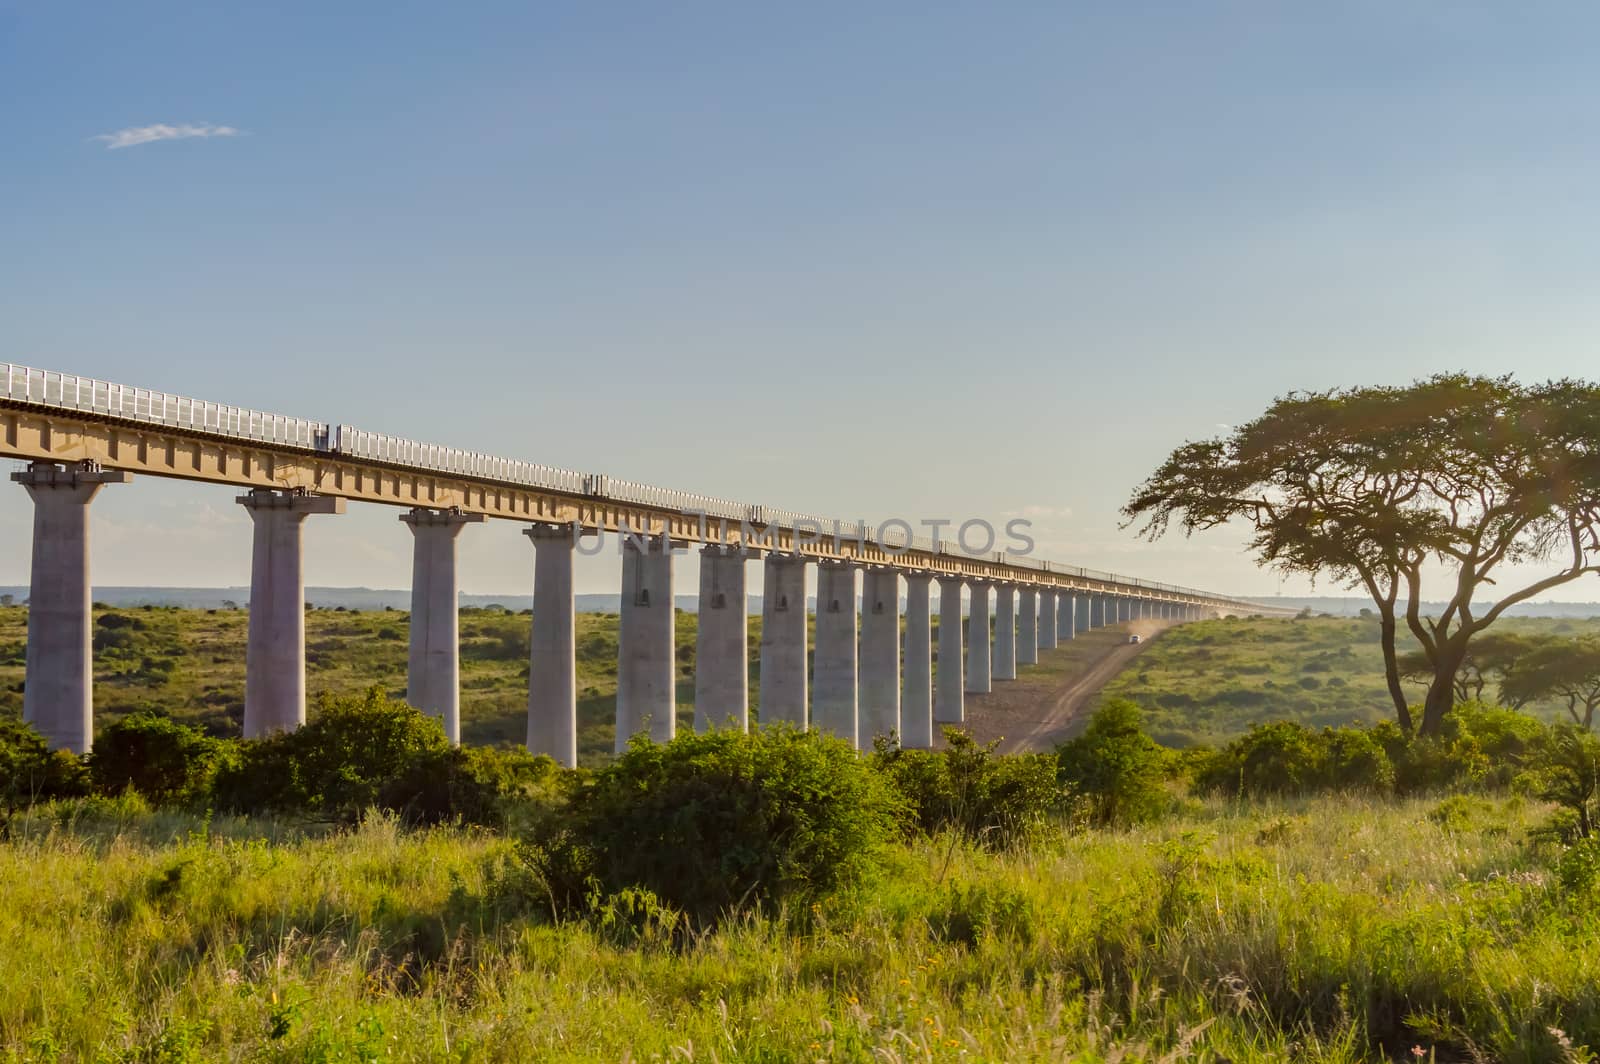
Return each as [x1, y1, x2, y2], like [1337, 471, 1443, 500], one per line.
[90, 122, 242, 150]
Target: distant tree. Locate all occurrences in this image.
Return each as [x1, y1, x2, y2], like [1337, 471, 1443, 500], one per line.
[1125, 375, 1600, 735]
[1500, 638, 1600, 729]
[1398, 631, 1531, 706]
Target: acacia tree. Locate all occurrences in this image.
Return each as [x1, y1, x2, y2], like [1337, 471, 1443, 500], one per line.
[1397, 631, 1530, 706]
[1125, 375, 1600, 735]
[1499, 638, 1600, 729]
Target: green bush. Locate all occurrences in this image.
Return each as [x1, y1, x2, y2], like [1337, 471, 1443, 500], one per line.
[1320, 726, 1394, 793]
[213, 688, 449, 821]
[1193, 721, 1326, 797]
[1193, 721, 1396, 797]
[379, 745, 563, 829]
[89, 713, 226, 806]
[1055, 700, 1168, 826]
[874, 729, 1061, 847]
[1523, 723, 1600, 839]
[0, 718, 88, 824]
[529, 727, 900, 926]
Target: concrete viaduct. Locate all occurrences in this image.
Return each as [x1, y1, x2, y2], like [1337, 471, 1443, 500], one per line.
[0, 364, 1293, 758]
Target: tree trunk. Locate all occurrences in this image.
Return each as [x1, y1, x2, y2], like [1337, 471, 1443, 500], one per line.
[1420, 642, 1468, 736]
[1378, 611, 1414, 733]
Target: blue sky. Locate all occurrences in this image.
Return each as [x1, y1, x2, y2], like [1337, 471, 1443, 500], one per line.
[5, 2, 1600, 600]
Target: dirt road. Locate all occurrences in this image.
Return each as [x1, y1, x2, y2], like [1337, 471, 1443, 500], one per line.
[955, 618, 1172, 753]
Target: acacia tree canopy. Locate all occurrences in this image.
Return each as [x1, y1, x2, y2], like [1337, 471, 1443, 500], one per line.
[1499, 638, 1600, 730]
[1124, 374, 1600, 735]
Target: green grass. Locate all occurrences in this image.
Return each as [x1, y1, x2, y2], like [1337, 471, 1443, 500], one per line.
[0, 605, 746, 767]
[8, 606, 1597, 764]
[0, 606, 977, 765]
[1103, 615, 1600, 747]
[3, 791, 1595, 1061]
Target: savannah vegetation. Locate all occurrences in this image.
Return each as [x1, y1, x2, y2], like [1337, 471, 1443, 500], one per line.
[6, 688, 1600, 1062]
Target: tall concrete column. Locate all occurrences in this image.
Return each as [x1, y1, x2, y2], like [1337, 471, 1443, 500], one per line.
[993, 584, 1016, 680]
[1091, 594, 1106, 628]
[13, 461, 127, 753]
[694, 545, 748, 732]
[935, 576, 965, 724]
[759, 554, 809, 728]
[1017, 587, 1038, 666]
[1058, 591, 1075, 641]
[526, 523, 577, 767]
[402, 508, 483, 745]
[813, 561, 858, 747]
[901, 574, 933, 747]
[616, 535, 676, 750]
[965, 581, 992, 694]
[1076, 593, 1091, 635]
[859, 568, 900, 745]
[1038, 589, 1058, 650]
[238, 488, 344, 737]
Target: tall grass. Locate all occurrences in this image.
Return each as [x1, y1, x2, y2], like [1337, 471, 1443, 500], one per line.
[3, 793, 1595, 1062]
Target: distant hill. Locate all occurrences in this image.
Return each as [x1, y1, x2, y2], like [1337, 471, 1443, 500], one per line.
[1252, 595, 1600, 619]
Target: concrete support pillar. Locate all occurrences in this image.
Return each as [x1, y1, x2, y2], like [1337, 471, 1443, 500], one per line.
[13, 462, 127, 753]
[1076, 593, 1092, 635]
[1092, 594, 1106, 628]
[1058, 591, 1075, 641]
[935, 577, 964, 723]
[812, 562, 859, 747]
[859, 568, 900, 745]
[694, 545, 748, 732]
[526, 523, 577, 766]
[1038, 589, 1058, 650]
[1117, 596, 1129, 624]
[965, 582, 992, 694]
[993, 584, 1017, 681]
[1017, 587, 1038, 666]
[402, 508, 483, 745]
[238, 488, 344, 738]
[901, 574, 934, 748]
[616, 536, 676, 751]
[759, 554, 808, 728]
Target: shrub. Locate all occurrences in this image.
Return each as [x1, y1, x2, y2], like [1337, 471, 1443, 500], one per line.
[1193, 722, 1396, 797]
[0, 718, 88, 825]
[1321, 726, 1394, 793]
[379, 745, 563, 829]
[529, 727, 900, 927]
[1055, 700, 1168, 826]
[1557, 837, 1600, 893]
[874, 730, 1061, 847]
[89, 713, 225, 806]
[1193, 721, 1324, 797]
[213, 688, 449, 820]
[1523, 723, 1600, 839]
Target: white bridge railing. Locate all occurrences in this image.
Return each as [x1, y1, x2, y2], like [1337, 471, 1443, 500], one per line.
[0, 361, 1255, 604]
